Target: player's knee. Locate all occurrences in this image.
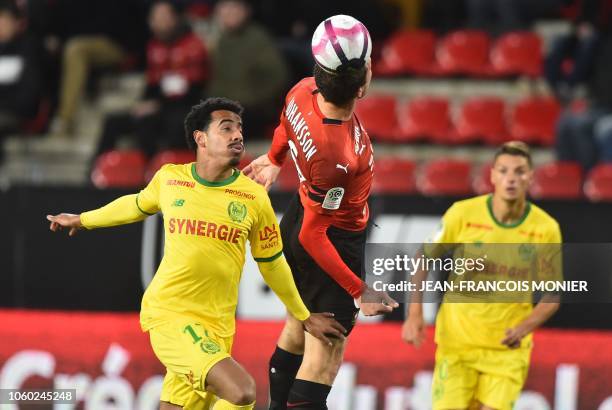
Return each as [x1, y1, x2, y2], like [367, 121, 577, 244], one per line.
[225, 376, 256, 405]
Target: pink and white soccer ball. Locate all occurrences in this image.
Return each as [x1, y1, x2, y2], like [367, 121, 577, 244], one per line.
[311, 15, 372, 72]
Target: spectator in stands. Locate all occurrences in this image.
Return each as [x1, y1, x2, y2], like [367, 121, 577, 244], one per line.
[555, 32, 612, 169]
[92, 0, 209, 161]
[545, 0, 611, 103]
[467, 0, 562, 34]
[0, 0, 42, 153]
[207, 0, 288, 138]
[47, 0, 148, 137]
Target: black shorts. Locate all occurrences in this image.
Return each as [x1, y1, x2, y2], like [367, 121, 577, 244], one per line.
[280, 194, 366, 334]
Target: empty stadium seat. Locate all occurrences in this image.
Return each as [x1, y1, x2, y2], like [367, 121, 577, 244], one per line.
[530, 161, 583, 199]
[417, 159, 473, 196]
[473, 163, 494, 194]
[145, 149, 195, 181]
[490, 32, 542, 77]
[355, 95, 399, 142]
[372, 158, 416, 194]
[375, 30, 436, 76]
[91, 150, 146, 188]
[453, 97, 507, 145]
[509, 97, 561, 146]
[584, 163, 612, 201]
[398, 96, 451, 143]
[435, 30, 491, 76]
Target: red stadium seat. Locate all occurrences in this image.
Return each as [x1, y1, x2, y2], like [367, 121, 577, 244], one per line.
[145, 149, 195, 181]
[490, 32, 543, 77]
[417, 159, 473, 196]
[91, 150, 147, 188]
[398, 96, 451, 143]
[530, 161, 583, 199]
[509, 97, 561, 146]
[453, 97, 507, 145]
[473, 162, 494, 194]
[273, 162, 300, 192]
[374, 30, 436, 76]
[355, 95, 400, 142]
[584, 163, 612, 202]
[435, 30, 491, 76]
[372, 158, 416, 194]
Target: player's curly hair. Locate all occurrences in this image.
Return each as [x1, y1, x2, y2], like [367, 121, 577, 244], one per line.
[184, 97, 244, 151]
[313, 63, 367, 108]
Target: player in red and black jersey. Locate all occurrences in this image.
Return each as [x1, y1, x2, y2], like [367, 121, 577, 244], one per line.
[244, 15, 397, 410]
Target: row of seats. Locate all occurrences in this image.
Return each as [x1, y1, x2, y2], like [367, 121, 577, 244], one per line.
[91, 150, 612, 202]
[355, 95, 561, 146]
[375, 30, 542, 78]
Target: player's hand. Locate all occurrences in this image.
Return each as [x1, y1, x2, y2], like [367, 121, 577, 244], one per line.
[242, 154, 281, 191]
[501, 323, 530, 349]
[46, 213, 83, 236]
[401, 313, 426, 348]
[302, 312, 347, 346]
[356, 285, 399, 316]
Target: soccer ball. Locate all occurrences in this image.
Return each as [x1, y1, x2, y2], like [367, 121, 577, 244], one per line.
[311, 15, 372, 73]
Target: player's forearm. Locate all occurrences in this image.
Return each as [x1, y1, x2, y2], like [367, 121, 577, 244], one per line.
[80, 194, 151, 229]
[299, 210, 365, 298]
[258, 255, 310, 321]
[522, 300, 560, 333]
[268, 124, 289, 166]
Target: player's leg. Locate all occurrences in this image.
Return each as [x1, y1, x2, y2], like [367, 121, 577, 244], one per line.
[431, 347, 478, 410]
[160, 402, 182, 409]
[285, 331, 346, 409]
[205, 357, 256, 409]
[472, 348, 529, 410]
[269, 314, 305, 410]
[269, 194, 306, 410]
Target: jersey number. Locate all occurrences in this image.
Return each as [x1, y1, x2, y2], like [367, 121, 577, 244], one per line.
[288, 140, 306, 183]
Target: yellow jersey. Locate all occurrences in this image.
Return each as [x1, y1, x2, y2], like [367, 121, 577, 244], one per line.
[429, 194, 562, 350]
[81, 163, 308, 337]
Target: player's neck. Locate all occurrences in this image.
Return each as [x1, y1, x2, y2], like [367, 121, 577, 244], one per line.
[194, 159, 234, 183]
[316, 93, 355, 121]
[491, 194, 527, 225]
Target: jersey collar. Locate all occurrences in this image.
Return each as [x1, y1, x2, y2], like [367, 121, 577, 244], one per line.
[486, 194, 531, 228]
[191, 163, 240, 187]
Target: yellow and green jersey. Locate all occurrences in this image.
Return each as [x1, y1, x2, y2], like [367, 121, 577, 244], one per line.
[428, 194, 562, 350]
[81, 163, 309, 337]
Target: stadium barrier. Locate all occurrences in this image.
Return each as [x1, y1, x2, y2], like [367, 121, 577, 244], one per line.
[0, 310, 611, 410]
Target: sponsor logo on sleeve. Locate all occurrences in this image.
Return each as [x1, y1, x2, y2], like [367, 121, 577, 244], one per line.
[322, 187, 344, 210]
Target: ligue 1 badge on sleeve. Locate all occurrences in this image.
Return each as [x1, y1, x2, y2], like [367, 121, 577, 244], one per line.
[228, 201, 247, 223]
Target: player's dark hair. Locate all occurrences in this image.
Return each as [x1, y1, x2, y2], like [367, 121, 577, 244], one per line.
[184, 97, 244, 151]
[494, 141, 532, 167]
[313, 63, 367, 108]
[0, 0, 21, 18]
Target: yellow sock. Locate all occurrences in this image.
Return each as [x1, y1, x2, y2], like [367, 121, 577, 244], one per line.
[212, 399, 255, 410]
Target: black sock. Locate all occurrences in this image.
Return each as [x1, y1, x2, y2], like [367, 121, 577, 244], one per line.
[268, 346, 303, 410]
[286, 379, 331, 409]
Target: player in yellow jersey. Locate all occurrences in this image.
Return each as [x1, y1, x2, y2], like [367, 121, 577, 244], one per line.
[402, 142, 562, 410]
[46, 98, 346, 410]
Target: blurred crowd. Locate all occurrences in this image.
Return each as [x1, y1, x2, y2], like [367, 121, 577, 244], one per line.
[0, 0, 611, 170]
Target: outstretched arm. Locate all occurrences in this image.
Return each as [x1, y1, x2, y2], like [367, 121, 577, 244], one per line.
[257, 255, 347, 346]
[47, 193, 154, 235]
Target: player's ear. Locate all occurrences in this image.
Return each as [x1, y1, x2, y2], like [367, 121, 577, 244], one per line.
[194, 130, 207, 148]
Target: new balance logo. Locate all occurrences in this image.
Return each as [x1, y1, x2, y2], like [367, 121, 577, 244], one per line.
[172, 199, 185, 207]
[336, 163, 349, 173]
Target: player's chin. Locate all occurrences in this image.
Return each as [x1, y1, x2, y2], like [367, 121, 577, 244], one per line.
[228, 152, 243, 167]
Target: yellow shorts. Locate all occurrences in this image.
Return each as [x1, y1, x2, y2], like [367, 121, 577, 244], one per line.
[149, 318, 233, 409]
[432, 346, 530, 410]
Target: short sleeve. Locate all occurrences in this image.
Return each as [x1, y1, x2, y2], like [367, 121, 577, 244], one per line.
[249, 194, 283, 262]
[424, 203, 462, 257]
[136, 167, 163, 215]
